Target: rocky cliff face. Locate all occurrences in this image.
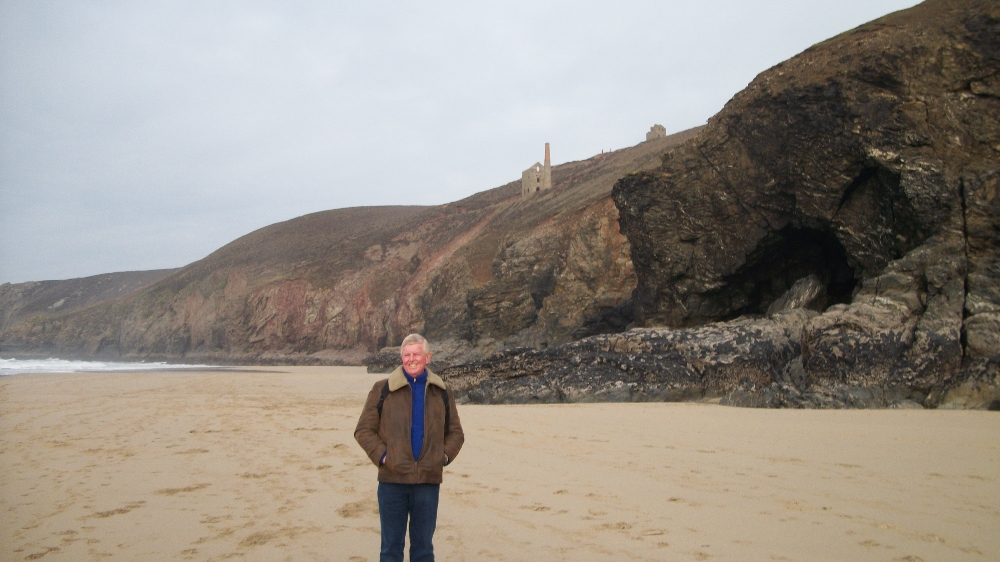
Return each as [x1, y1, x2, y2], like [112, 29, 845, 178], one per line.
[0, 130, 700, 365]
[443, 0, 1000, 408]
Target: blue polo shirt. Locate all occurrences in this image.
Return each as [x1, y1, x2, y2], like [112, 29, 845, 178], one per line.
[406, 370, 428, 460]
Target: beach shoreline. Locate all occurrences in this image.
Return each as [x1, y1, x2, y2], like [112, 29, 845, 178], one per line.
[2, 367, 997, 561]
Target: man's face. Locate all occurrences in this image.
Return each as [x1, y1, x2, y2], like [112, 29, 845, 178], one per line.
[401, 343, 431, 377]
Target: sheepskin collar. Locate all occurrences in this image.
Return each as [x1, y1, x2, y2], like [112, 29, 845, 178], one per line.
[387, 366, 446, 392]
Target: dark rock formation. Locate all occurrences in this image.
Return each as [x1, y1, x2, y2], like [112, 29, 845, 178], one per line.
[443, 312, 808, 404]
[0, 129, 701, 364]
[443, 0, 1000, 408]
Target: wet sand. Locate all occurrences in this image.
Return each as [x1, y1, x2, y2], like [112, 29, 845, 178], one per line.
[1, 366, 997, 561]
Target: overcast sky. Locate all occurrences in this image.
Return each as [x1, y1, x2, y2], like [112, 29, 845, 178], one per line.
[0, 1, 922, 284]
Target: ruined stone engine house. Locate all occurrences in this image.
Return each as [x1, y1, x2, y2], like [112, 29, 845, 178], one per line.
[521, 142, 552, 197]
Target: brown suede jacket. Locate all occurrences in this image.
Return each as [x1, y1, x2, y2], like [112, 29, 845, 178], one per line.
[354, 367, 464, 484]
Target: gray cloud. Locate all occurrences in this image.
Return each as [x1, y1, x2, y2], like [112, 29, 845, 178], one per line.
[0, 0, 922, 283]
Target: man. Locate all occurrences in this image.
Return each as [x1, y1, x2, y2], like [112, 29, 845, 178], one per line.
[355, 334, 464, 562]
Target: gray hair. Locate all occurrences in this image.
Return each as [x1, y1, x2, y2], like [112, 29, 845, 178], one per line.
[399, 333, 431, 355]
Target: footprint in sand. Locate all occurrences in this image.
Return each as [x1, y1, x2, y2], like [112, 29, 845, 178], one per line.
[24, 546, 60, 560]
[155, 483, 210, 496]
[518, 504, 551, 512]
[595, 522, 632, 531]
[238, 472, 275, 479]
[338, 499, 379, 518]
[90, 501, 145, 518]
[239, 531, 275, 547]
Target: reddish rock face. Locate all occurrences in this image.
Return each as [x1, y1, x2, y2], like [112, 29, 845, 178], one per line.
[0, 129, 701, 365]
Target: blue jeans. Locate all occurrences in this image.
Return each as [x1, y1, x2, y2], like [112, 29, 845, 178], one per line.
[377, 483, 440, 562]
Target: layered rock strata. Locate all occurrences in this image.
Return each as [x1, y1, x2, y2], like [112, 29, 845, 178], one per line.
[444, 0, 1000, 408]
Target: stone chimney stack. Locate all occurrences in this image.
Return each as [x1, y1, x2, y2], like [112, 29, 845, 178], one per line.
[542, 142, 552, 192]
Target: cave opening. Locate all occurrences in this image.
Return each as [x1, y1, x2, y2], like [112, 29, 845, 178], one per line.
[715, 225, 858, 319]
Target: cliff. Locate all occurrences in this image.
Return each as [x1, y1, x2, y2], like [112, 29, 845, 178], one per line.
[0, 129, 700, 365]
[443, 0, 1000, 408]
[0, 269, 178, 331]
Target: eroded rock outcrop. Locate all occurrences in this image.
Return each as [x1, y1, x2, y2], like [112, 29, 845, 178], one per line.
[444, 0, 1000, 408]
[443, 312, 808, 404]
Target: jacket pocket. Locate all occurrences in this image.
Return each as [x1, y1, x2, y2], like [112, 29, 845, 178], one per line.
[383, 451, 414, 475]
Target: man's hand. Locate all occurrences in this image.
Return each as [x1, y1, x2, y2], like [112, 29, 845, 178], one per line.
[379, 452, 386, 466]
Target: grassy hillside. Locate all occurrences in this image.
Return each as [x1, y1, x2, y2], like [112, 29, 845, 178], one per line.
[1, 127, 702, 364]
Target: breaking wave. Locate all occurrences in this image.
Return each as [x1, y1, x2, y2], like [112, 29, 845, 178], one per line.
[0, 358, 215, 376]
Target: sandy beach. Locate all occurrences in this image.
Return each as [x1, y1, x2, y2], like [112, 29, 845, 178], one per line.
[1, 366, 997, 561]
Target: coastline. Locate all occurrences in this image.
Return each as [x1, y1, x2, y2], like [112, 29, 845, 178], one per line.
[1, 366, 996, 561]
[0, 358, 245, 377]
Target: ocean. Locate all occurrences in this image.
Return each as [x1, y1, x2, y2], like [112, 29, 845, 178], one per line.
[0, 358, 215, 376]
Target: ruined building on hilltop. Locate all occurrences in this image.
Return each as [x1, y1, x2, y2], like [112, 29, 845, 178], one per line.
[646, 124, 666, 141]
[521, 143, 552, 197]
